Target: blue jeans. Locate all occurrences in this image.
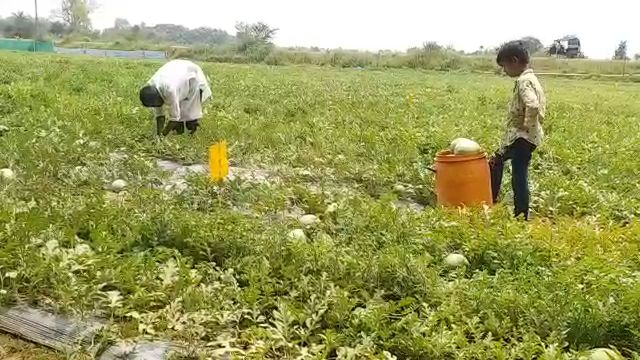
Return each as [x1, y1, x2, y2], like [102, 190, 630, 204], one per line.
[490, 138, 536, 220]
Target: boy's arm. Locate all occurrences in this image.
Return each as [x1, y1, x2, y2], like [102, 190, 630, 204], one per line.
[518, 80, 540, 129]
[163, 89, 181, 122]
[187, 77, 200, 100]
[153, 107, 164, 118]
[152, 107, 165, 135]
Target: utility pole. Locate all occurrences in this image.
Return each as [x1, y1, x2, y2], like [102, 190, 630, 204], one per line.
[34, 0, 39, 51]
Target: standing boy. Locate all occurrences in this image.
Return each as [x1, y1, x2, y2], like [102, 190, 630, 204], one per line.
[491, 41, 546, 220]
[139, 59, 212, 136]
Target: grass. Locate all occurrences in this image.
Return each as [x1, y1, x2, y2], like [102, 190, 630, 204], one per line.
[0, 334, 64, 359]
[1, 51, 640, 358]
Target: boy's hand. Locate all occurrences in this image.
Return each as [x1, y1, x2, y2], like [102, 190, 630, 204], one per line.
[155, 116, 166, 136]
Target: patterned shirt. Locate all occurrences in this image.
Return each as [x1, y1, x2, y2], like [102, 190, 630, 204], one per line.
[501, 69, 546, 150]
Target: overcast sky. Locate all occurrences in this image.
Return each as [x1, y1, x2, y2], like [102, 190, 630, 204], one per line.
[1, 0, 637, 59]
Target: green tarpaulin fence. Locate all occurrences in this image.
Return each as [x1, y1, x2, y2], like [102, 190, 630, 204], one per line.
[0, 39, 55, 53]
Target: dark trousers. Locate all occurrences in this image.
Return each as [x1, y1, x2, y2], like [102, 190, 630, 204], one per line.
[156, 89, 204, 136]
[162, 120, 200, 135]
[490, 138, 536, 220]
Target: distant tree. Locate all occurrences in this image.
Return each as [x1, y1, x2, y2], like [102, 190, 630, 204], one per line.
[113, 18, 131, 30]
[235, 22, 278, 61]
[520, 36, 543, 54]
[3, 12, 34, 38]
[145, 23, 189, 43]
[548, 40, 565, 56]
[188, 27, 234, 45]
[635, 53, 640, 61]
[11, 11, 29, 23]
[235, 22, 277, 45]
[57, 0, 96, 32]
[49, 21, 69, 37]
[99, 21, 234, 47]
[469, 45, 496, 56]
[124, 24, 143, 42]
[614, 40, 628, 60]
[422, 41, 442, 53]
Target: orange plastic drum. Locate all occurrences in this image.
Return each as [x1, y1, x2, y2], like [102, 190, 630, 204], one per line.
[434, 150, 493, 208]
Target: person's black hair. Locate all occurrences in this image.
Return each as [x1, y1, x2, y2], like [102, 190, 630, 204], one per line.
[496, 41, 530, 65]
[139, 85, 164, 107]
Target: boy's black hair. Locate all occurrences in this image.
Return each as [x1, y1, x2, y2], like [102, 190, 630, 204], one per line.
[496, 41, 530, 65]
[139, 85, 164, 107]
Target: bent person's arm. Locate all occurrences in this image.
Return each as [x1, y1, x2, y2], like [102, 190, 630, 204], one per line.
[164, 90, 181, 122]
[153, 108, 165, 136]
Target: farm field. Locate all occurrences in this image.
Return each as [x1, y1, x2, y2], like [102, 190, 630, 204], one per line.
[1, 52, 640, 359]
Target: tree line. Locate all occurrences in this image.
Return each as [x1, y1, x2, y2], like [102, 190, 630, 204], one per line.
[0, 0, 637, 61]
[0, 0, 279, 61]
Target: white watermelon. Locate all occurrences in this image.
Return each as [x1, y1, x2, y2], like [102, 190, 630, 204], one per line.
[299, 214, 319, 226]
[0, 168, 15, 181]
[444, 253, 469, 268]
[585, 348, 623, 360]
[452, 138, 481, 155]
[288, 229, 307, 241]
[110, 179, 128, 192]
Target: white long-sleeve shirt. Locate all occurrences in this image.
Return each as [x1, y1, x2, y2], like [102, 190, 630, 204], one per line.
[146, 60, 212, 122]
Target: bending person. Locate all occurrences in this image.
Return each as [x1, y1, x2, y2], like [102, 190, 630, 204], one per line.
[139, 59, 212, 136]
